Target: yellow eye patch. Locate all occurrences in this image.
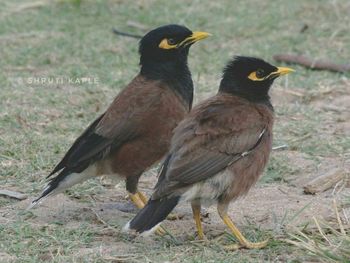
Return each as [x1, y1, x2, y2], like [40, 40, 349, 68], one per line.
[248, 67, 295, 81]
[158, 32, 210, 50]
[248, 70, 267, 81]
[159, 38, 177, 49]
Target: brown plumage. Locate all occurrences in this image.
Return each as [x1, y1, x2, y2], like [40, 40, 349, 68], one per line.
[96, 76, 190, 192]
[153, 94, 273, 201]
[30, 25, 209, 209]
[127, 56, 294, 249]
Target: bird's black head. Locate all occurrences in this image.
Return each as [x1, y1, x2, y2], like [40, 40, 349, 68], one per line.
[139, 24, 209, 66]
[220, 56, 294, 103]
[139, 25, 209, 109]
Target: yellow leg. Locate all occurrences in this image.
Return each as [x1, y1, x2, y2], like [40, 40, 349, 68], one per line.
[191, 203, 205, 239]
[136, 191, 148, 204]
[220, 213, 268, 250]
[129, 193, 145, 209]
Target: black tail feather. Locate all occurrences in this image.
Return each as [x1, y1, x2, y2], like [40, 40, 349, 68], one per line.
[29, 169, 71, 209]
[47, 113, 105, 179]
[129, 196, 180, 233]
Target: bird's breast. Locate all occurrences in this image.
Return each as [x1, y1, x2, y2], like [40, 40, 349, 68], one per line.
[181, 170, 234, 207]
[106, 85, 189, 178]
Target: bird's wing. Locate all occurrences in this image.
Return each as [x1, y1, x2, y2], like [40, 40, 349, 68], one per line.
[49, 76, 161, 176]
[47, 113, 107, 176]
[154, 99, 268, 196]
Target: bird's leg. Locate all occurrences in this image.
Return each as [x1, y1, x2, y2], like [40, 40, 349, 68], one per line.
[217, 204, 268, 250]
[126, 176, 146, 207]
[191, 202, 205, 240]
[136, 191, 148, 205]
[129, 193, 145, 209]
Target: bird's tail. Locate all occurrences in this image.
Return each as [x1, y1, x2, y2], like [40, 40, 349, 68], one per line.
[27, 165, 96, 210]
[125, 196, 180, 234]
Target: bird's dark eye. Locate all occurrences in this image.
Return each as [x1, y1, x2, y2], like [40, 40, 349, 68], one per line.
[256, 69, 265, 78]
[167, 38, 176, 45]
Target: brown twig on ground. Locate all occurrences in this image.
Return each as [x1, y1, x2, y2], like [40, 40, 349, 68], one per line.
[10, 0, 48, 14]
[0, 189, 28, 200]
[273, 54, 350, 73]
[90, 208, 120, 233]
[303, 168, 346, 194]
[112, 28, 142, 39]
[272, 144, 288, 151]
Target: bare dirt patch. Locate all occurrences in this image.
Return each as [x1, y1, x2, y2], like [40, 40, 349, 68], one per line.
[2, 173, 349, 260]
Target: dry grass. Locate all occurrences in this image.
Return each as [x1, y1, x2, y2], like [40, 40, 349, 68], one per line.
[286, 200, 350, 262]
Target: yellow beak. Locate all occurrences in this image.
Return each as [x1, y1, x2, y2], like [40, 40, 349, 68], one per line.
[275, 67, 295, 76]
[189, 31, 211, 42]
[179, 31, 211, 47]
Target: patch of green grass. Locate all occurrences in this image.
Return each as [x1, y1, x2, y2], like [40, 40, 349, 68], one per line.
[261, 154, 300, 184]
[0, 219, 95, 262]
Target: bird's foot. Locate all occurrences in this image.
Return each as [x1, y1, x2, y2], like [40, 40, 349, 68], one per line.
[219, 213, 268, 250]
[128, 193, 145, 209]
[196, 232, 208, 242]
[166, 212, 184, 220]
[136, 191, 148, 204]
[155, 226, 167, 236]
[224, 239, 268, 250]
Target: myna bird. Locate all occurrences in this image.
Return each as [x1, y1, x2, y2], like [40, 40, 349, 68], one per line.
[29, 25, 210, 209]
[125, 56, 294, 249]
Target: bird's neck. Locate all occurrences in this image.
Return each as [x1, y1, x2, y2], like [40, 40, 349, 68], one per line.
[219, 82, 273, 110]
[140, 60, 194, 109]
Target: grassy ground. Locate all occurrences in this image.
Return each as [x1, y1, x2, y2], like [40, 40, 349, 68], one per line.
[0, 0, 349, 262]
